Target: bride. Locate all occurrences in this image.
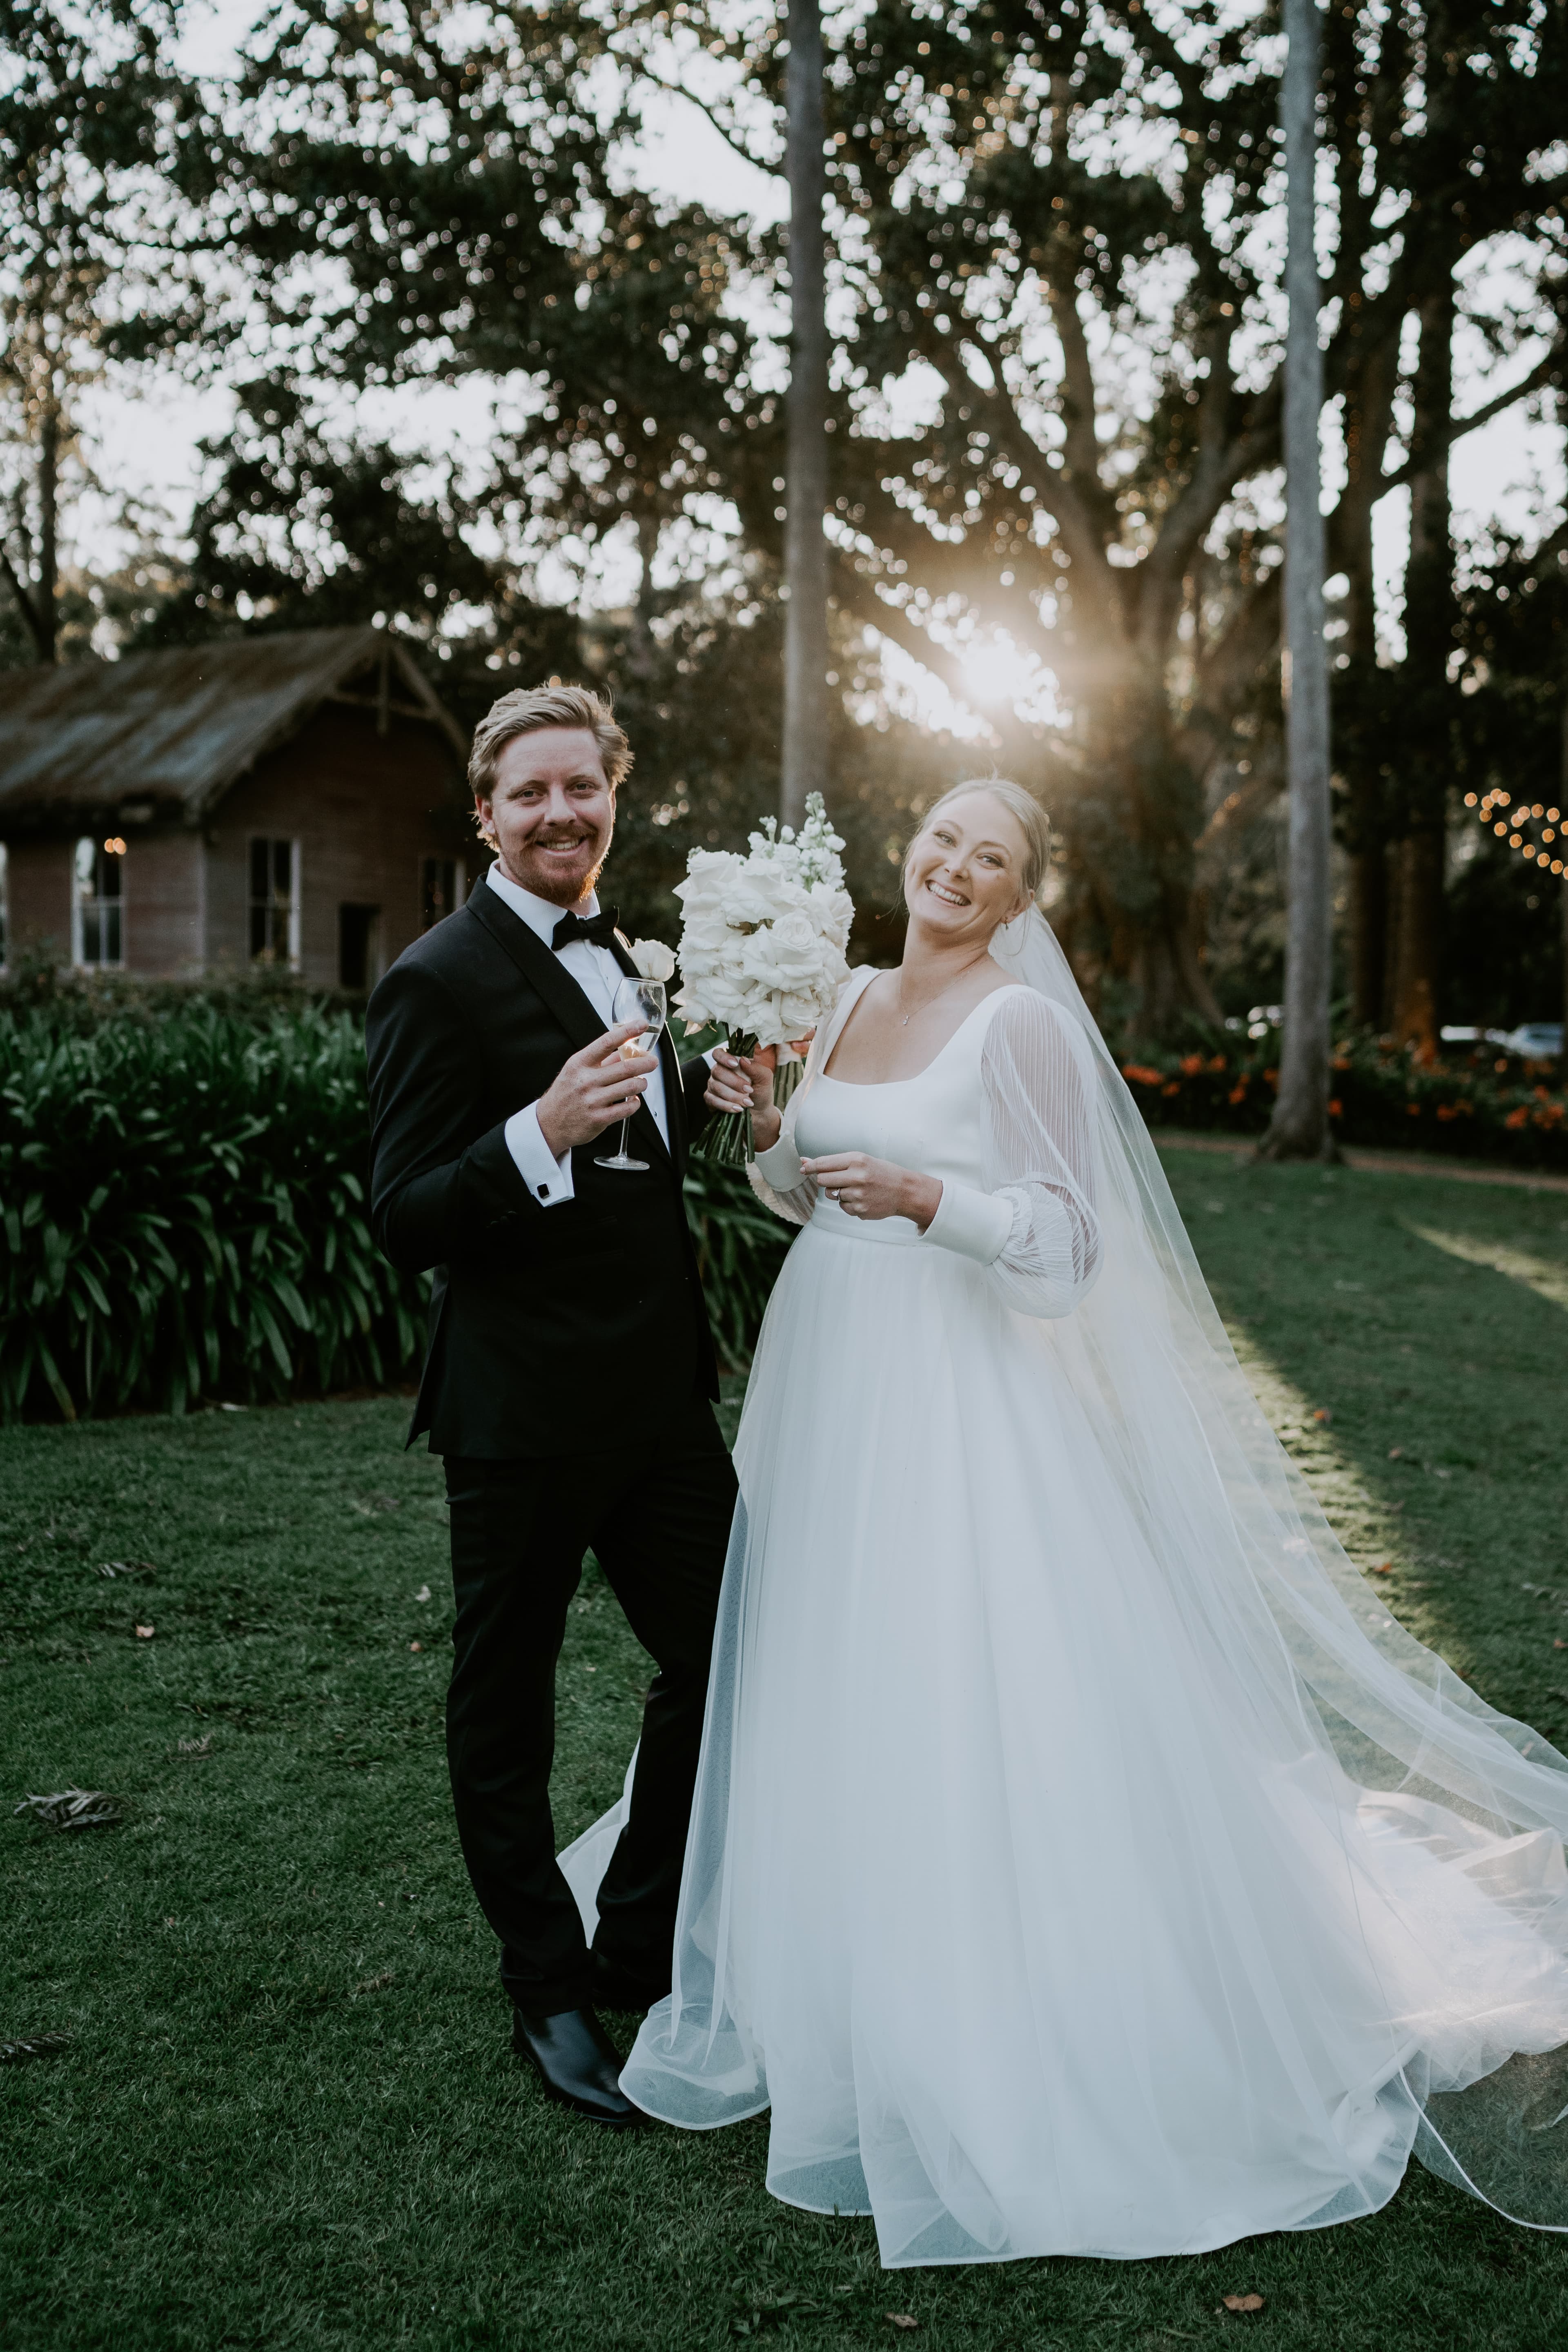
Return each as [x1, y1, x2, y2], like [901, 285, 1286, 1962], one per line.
[566, 779, 1568, 2267]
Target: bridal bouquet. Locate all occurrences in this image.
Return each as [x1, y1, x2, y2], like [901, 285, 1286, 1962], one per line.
[675, 792, 854, 1163]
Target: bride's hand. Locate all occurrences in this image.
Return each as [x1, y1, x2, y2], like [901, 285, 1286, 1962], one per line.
[706, 1045, 783, 1152]
[800, 1152, 942, 1232]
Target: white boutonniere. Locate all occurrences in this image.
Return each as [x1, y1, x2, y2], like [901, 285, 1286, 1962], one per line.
[627, 936, 677, 983]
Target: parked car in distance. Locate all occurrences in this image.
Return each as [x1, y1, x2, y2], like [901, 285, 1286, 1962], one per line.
[1502, 1023, 1564, 1060]
[1439, 1024, 1563, 1058]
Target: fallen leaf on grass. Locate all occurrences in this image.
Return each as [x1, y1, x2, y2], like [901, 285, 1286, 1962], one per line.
[176, 1735, 212, 1758]
[1222, 2293, 1265, 2313]
[1311, 1407, 1332, 1424]
[97, 1561, 155, 1581]
[886, 2318, 919, 2333]
[409, 1641, 423, 1653]
[134, 1624, 155, 1639]
[0, 2030, 71, 2064]
[1372, 1560, 1394, 1576]
[414, 1585, 431, 1603]
[1388, 1446, 1403, 1460]
[352, 1970, 395, 1997]
[13, 1789, 123, 1831]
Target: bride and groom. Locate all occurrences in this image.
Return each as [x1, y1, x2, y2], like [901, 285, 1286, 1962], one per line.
[368, 683, 1568, 2267]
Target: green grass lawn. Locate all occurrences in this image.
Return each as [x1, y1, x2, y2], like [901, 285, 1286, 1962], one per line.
[3, 1152, 1568, 2351]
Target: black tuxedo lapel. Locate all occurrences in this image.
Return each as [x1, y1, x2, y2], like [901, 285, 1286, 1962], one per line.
[466, 875, 607, 1056]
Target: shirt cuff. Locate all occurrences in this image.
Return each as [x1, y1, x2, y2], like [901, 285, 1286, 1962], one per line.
[753, 1131, 805, 1191]
[505, 1102, 574, 1206]
[920, 1178, 1012, 1265]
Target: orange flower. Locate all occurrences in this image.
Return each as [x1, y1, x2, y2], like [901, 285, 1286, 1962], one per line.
[1229, 1080, 1248, 1104]
[1161, 1080, 1181, 1098]
[1435, 1103, 1458, 1122]
[1406, 1102, 1421, 1116]
[1208, 1054, 1226, 1073]
[1121, 1064, 1165, 1087]
[1180, 1053, 1205, 1076]
[1505, 1106, 1529, 1129]
[1327, 1098, 1343, 1118]
[1331, 1056, 1351, 1072]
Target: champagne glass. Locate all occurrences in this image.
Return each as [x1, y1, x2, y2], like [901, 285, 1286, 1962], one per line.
[595, 976, 668, 1172]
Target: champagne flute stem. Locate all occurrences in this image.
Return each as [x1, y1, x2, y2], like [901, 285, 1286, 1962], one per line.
[617, 1115, 630, 1159]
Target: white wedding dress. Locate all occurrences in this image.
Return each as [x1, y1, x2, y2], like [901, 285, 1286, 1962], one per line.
[563, 922, 1568, 2267]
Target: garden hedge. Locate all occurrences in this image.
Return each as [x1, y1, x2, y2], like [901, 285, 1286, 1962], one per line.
[0, 993, 787, 1424]
[1120, 1026, 1568, 1171]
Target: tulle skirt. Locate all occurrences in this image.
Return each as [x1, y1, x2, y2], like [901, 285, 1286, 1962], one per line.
[601, 1215, 1568, 2265]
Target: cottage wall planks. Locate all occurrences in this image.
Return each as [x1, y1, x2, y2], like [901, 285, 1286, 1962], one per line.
[0, 630, 481, 987]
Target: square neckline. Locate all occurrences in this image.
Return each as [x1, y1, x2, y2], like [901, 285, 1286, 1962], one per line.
[817, 973, 1022, 1089]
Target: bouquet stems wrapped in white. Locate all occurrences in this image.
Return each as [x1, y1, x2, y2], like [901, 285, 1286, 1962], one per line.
[675, 793, 855, 1164]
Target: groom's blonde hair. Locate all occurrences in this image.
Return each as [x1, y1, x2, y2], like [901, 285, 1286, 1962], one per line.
[468, 684, 634, 800]
[908, 778, 1053, 907]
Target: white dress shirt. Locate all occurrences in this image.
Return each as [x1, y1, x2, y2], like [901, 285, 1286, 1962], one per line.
[486, 866, 670, 1208]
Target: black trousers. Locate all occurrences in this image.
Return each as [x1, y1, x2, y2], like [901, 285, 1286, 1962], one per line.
[442, 1398, 736, 2017]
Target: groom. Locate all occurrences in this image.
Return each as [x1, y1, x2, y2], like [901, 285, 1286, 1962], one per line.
[365, 684, 736, 2129]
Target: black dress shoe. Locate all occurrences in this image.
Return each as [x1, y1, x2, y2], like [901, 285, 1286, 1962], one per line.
[590, 1953, 668, 2015]
[510, 2005, 640, 2128]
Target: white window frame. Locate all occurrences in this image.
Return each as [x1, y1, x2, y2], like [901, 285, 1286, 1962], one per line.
[72, 836, 126, 970]
[248, 837, 301, 971]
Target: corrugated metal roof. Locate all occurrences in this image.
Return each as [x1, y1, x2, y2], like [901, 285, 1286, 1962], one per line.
[0, 626, 465, 826]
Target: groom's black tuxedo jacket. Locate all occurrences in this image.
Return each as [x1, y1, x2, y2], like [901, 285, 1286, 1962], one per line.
[365, 874, 718, 1456]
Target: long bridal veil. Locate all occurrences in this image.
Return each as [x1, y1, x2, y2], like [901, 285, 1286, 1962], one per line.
[623, 909, 1568, 2234]
[993, 910, 1568, 2221]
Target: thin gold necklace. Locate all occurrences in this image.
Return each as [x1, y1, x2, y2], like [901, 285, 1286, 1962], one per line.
[895, 955, 990, 1028]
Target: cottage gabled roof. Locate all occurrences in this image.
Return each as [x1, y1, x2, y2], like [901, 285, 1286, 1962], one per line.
[0, 625, 467, 829]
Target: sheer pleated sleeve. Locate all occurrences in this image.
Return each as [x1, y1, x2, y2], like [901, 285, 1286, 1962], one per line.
[920, 987, 1102, 1319]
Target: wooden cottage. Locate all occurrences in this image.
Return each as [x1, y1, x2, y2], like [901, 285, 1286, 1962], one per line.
[0, 626, 482, 988]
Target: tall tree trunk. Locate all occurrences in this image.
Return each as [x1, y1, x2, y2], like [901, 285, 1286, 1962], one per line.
[1264, 0, 1334, 1162]
[1390, 283, 1454, 1057]
[37, 384, 59, 665]
[1338, 313, 1398, 1028]
[629, 508, 659, 678]
[780, 0, 829, 830]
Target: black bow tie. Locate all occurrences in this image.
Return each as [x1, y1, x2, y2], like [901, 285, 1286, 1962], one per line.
[551, 906, 620, 953]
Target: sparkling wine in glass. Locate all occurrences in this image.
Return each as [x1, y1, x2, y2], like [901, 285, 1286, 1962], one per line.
[595, 976, 668, 1172]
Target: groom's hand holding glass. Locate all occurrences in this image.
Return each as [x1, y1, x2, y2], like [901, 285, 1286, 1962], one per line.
[535, 1019, 659, 1156]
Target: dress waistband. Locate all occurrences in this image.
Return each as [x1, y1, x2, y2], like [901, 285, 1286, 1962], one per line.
[806, 1198, 925, 1248]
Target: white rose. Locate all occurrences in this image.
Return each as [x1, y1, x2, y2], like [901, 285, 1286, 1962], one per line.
[807, 882, 855, 954]
[677, 904, 734, 956]
[626, 937, 677, 983]
[724, 864, 803, 927]
[738, 909, 823, 991]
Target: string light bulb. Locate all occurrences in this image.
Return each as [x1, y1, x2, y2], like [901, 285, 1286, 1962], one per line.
[1470, 793, 1568, 886]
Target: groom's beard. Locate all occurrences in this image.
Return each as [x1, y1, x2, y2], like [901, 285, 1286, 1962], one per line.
[504, 838, 610, 907]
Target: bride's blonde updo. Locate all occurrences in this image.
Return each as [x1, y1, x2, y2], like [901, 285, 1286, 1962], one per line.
[906, 778, 1053, 911]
